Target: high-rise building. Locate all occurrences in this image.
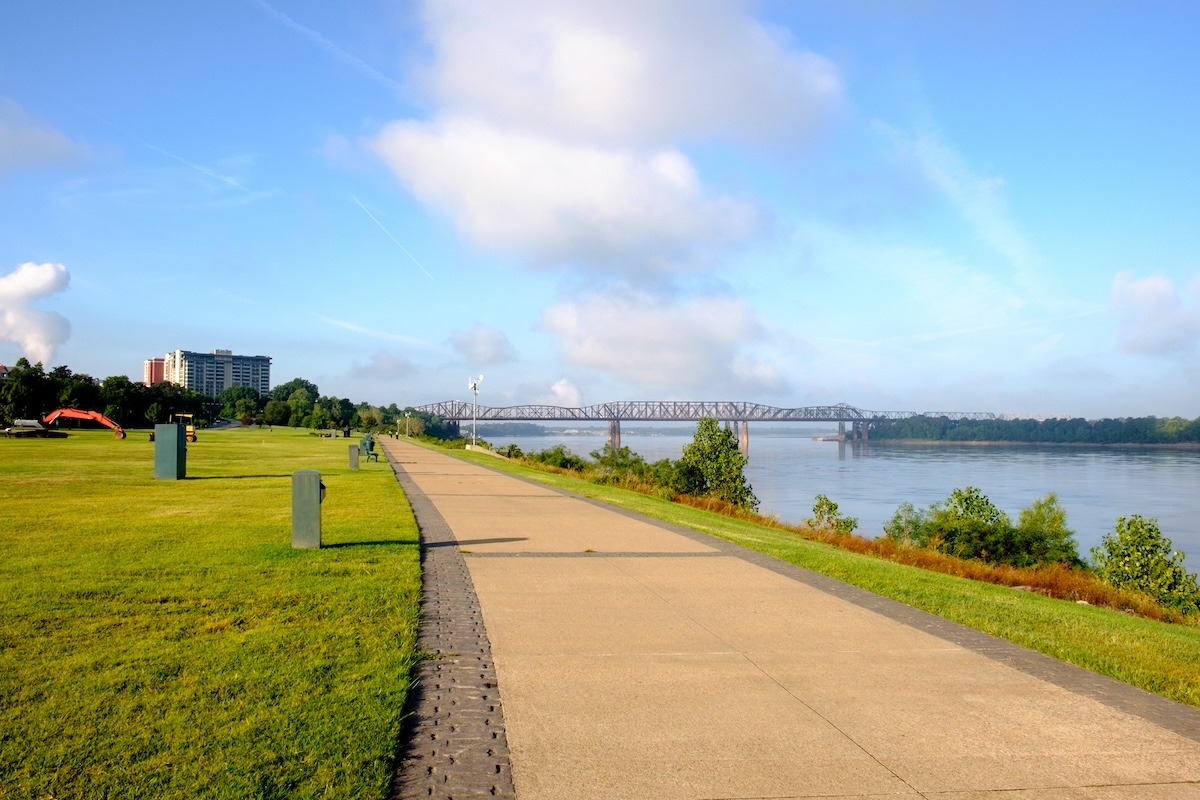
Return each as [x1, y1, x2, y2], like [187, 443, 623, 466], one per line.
[161, 349, 271, 398]
[143, 358, 166, 386]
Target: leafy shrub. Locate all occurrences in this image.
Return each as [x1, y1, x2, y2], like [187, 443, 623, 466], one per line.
[526, 444, 587, 471]
[805, 494, 858, 534]
[884, 487, 1081, 568]
[1014, 493, 1083, 567]
[1091, 515, 1200, 614]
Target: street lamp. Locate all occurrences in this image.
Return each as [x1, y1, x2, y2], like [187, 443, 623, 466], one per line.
[468, 375, 483, 446]
[404, 411, 411, 437]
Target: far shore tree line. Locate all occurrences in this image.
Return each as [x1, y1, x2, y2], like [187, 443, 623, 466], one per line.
[869, 414, 1200, 444]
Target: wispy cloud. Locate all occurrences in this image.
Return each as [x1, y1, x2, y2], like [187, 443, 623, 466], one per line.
[1111, 270, 1200, 356]
[875, 121, 1039, 286]
[320, 316, 451, 353]
[251, 0, 403, 94]
[0, 99, 90, 177]
[449, 324, 516, 364]
[349, 194, 435, 280]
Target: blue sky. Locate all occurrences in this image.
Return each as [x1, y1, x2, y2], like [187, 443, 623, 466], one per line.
[2, 1, 1197, 418]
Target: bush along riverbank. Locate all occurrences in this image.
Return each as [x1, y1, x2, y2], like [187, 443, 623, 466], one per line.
[446, 422, 1200, 625]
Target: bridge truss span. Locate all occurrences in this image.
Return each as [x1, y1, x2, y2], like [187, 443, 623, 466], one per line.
[414, 400, 997, 450]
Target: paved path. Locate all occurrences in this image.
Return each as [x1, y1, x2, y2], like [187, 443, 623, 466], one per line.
[384, 437, 1200, 799]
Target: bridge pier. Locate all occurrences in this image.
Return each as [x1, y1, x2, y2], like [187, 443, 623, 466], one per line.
[726, 420, 750, 454]
[608, 419, 621, 450]
[837, 421, 846, 442]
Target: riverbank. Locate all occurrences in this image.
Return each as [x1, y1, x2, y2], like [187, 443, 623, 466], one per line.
[443, 443, 1200, 708]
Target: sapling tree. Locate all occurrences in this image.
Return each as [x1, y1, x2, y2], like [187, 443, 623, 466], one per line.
[678, 417, 758, 510]
[1092, 515, 1200, 614]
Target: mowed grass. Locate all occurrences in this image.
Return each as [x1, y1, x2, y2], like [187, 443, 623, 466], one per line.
[450, 445, 1200, 709]
[0, 427, 420, 799]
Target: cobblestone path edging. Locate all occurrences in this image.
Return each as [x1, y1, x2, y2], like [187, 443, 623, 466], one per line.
[387, 453, 518, 800]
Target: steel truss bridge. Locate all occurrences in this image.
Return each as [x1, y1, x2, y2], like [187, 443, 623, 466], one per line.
[414, 401, 997, 450]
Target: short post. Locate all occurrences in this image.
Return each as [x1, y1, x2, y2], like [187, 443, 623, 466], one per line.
[292, 470, 323, 549]
[153, 423, 187, 479]
[349, 444, 360, 470]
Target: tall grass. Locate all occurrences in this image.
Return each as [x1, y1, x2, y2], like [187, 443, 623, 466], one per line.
[0, 427, 420, 799]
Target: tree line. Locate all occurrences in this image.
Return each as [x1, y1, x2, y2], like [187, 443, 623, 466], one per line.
[868, 414, 1200, 444]
[0, 358, 453, 435]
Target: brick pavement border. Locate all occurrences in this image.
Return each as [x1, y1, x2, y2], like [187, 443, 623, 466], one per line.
[387, 452, 517, 800]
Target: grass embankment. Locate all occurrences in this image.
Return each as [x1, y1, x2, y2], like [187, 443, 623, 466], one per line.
[444, 444, 1200, 709]
[0, 428, 420, 799]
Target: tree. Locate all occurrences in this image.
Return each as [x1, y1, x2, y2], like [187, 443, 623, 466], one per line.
[0, 359, 55, 421]
[270, 378, 319, 404]
[263, 399, 290, 427]
[927, 486, 1014, 563]
[217, 386, 260, 418]
[806, 495, 858, 534]
[1091, 515, 1200, 613]
[678, 417, 758, 510]
[287, 388, 314, 426]
[1014, 493, 1082, 567]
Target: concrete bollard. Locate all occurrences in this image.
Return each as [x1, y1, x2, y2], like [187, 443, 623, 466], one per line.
[292, 470, 324, 549]
[153, 423, 187, 479]
[349, 444, 360, 470]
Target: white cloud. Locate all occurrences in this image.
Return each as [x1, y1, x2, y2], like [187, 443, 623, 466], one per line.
[449, 324, 517, 364]
[541, 288, 771, 392]
[357, 350, 414, 379]
[1111, 270, 1200, 355]
[370, 0, 842, 273]
[371, 116, 757, 271]
[0, 100, 89, 178]
[0, 262, 72, 363]
[544, 378, 582, 407]
[420, 0, 842, 145]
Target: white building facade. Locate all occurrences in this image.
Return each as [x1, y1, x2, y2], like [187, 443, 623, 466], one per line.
[162, 349, 271, 398]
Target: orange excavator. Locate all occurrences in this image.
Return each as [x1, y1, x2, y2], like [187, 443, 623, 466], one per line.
[42, 408, 127, 439]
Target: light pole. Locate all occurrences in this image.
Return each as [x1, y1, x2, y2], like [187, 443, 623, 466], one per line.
[404, 411, 411, 437]
[468, 375, 483, 445]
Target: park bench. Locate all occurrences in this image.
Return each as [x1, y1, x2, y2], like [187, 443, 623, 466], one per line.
[361, 434, 379, 462]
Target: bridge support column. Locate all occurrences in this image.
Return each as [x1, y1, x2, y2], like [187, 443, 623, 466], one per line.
[608, 419, 621, 450]
[740, 420, 749, 454]
[837, 421, 846, 442]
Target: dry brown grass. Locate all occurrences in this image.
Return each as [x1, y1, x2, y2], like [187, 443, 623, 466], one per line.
[671, 493, 1182, 622]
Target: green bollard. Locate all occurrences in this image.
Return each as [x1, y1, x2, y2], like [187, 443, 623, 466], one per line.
[292, 470, 323, 549]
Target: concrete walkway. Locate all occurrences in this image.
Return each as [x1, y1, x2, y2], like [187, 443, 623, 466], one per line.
[383, 437, 1200, 799]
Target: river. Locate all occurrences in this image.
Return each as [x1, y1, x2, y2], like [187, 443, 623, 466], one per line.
[484, 426, 1200, 568]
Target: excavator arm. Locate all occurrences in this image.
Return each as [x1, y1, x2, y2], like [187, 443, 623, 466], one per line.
[42, 408, 127, 439]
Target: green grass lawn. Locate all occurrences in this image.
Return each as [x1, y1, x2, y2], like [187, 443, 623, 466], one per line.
[448, 445, 1200, 709]
[0, 427, 420, 800]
